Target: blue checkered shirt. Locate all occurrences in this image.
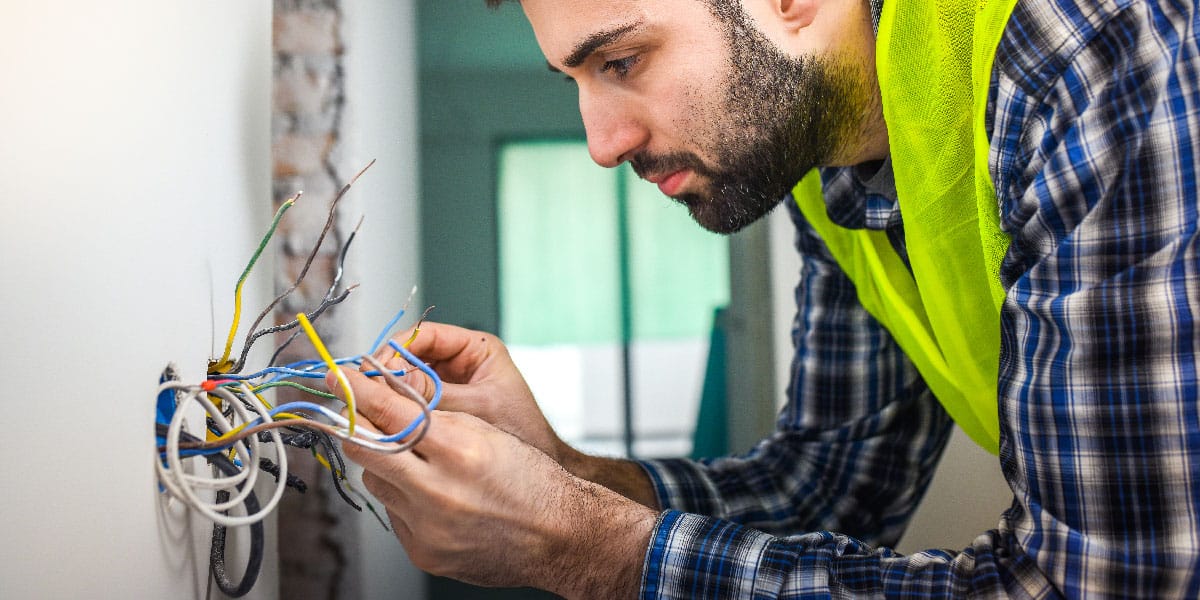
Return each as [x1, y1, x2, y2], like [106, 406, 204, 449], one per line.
[636, 1, 1200, 597]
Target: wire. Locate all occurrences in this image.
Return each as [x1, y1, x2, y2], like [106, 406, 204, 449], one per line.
[156, 382, 288, 527]
[242, 215, 366, 373]
[389, 340, 444, 412]
[296, 312, 357, 435]
[369, 284, 417, 355]
[234, 161, 375, 374]
[401, 305, 437, 350]
[169, 345, 439, 456]
[156, 423, 265, 598]
[156, 166, 445, 597]
[204, 438, 264, 598]
[235, 283, 358, 374]
[211, 193, 300, 374]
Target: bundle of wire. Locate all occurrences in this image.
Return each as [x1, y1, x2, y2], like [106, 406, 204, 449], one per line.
[154, 161, 441, 597]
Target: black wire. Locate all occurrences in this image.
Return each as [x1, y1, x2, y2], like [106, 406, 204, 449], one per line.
[312, 429, 362, 512]
[262, 219, 362, 369]
[158, 424, 264, 598]
[236, 284, 356, 372]
[275, 427, 362, 512]
[259, 457, 308, 494]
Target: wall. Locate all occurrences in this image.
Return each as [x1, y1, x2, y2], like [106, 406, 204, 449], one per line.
[0, 2, 423, 598]
[0, 2, 274, 598]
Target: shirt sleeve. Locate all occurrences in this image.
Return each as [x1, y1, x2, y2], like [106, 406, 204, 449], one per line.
[637, 1, 1200, 598]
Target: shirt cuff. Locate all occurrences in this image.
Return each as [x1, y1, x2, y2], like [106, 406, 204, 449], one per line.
[637, 458, 725, 517]
[639, 510, 781, 600]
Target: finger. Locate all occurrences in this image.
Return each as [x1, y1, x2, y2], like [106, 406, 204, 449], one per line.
[328, 368, 432, 440]
[361, 468, 412, 505]
[390, 322, 505, 384]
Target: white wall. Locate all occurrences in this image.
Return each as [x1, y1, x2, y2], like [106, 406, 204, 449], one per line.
[0, 2, 355, 597]
[0, 2, 425, 598]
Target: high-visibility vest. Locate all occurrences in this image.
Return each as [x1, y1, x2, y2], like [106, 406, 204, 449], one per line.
[793, 0, 1018, 454]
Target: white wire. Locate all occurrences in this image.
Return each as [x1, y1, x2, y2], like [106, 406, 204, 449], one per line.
[165, 382, 259, 511]
[155, 353, 430, 526]
[156, 380, 289, 527]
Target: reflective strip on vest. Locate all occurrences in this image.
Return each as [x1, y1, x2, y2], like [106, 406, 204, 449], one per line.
[793, 0, 1017, 454]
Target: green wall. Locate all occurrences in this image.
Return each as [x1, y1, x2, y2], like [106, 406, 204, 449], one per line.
[419, 2, 582, 335]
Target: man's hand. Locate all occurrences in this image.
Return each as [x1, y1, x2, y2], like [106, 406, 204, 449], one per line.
[378, 322, 569, 461]
[382, 322, 661, 508]
[333, 368, 658, 598]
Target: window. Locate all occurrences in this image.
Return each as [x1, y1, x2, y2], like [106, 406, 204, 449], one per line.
[497, 140, 730, 458]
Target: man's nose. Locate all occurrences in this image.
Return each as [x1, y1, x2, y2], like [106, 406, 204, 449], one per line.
[580, 92, 648, 169]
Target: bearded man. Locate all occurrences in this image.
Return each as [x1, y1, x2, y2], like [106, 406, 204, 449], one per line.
[334, 1, 1200, 597]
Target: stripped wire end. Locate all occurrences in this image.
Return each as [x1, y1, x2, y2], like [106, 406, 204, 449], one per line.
[399, 305, 437, 353]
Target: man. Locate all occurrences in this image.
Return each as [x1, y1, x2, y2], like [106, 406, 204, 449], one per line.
[334, 0, 1200, 597]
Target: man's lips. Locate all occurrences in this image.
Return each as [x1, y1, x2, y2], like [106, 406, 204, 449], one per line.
[644, 170, 689, 197]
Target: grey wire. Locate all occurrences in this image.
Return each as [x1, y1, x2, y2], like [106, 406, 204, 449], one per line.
[238, 282, 357, 372]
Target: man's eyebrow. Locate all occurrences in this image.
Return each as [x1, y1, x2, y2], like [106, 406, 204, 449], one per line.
[554, 21, 644, 70]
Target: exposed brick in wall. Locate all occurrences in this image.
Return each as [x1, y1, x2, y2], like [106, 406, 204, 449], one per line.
[272, 0, 362, 598]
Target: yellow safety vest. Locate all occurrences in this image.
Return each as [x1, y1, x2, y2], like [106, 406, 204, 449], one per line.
[794, 0, 1018, 454]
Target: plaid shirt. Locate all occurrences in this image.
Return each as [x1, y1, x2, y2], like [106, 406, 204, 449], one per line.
[637, 1, 1200, 597]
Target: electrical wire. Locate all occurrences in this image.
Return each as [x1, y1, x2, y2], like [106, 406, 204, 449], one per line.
[243, 215, 365, 373]
[296, 312, 357, 435]
[156, 423, 265, 598]
[211, 193, 300, 374]
[157, 382, 288, 527]
[233, 161, 375, 374]
[400, 305, 437, 350]
[205, 443, 264, 598]
[156, 163, 441, 597]
[368, 284, 418, 355]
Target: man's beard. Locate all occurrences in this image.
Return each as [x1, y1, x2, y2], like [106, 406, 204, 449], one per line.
[633, 8, 872, 234]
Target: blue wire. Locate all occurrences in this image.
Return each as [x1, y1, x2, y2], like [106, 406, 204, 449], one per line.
[174, 305, 444, 458]
[389, 340, 443, 412]
[214, 363, 406, 384]
[369, 306, 407, 355]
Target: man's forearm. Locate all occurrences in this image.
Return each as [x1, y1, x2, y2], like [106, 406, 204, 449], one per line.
[544, 476, 658, 599]
[559, 446, 661, 510]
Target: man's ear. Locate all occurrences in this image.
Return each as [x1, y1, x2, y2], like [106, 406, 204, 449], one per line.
[775, 0, 818, 32]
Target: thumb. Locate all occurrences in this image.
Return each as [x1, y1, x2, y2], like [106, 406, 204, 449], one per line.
[328, 367, 428, 438]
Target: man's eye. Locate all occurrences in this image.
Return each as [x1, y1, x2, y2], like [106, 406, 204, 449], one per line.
[600, 55, 640, 78]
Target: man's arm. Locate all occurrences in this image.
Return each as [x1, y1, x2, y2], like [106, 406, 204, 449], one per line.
[559, 448, 661, 509]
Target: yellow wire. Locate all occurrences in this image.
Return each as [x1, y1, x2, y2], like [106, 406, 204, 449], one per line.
[394, 305, 435, 356]
[296, 313, 357, 435]
[214, 277, 248, 373]
[212, 195, 297, 374]
[313, 451, 334, 473]
[398, 326, 421, 352]
[204, 412, 307, 446]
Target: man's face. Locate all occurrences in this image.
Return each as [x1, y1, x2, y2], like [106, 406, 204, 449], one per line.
[523, 0, 872, 233]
